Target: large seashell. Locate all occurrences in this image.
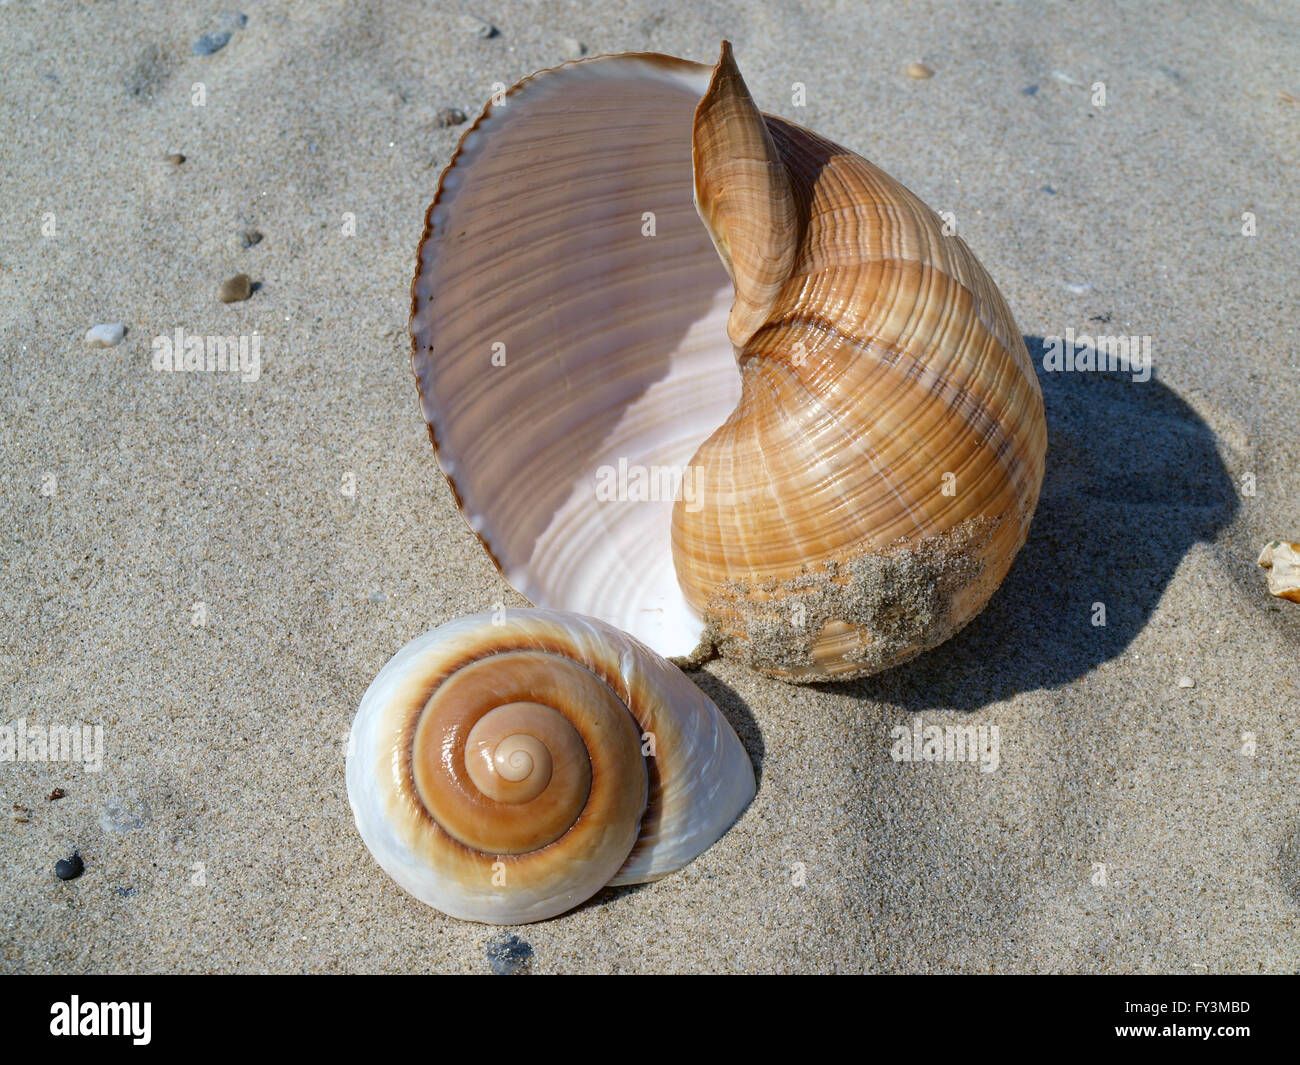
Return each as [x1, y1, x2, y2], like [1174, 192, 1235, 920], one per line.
[346, 608, 754, 924]
[411, 43, 1047, 681]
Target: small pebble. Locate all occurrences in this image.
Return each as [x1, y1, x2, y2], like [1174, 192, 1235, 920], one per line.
[1022, 84, 1040, 96]
[114, 886, 137, 898]
[460, 14, 498, 39]
[84, 323, 127, 348]
[164, 152, 186, 165]
[1178, 676, 1195, 689]
[12, 803, 31, 824]
[49, 788, 66, 801]
[218, 274, 252, 303]
[562, 37, 587, 60]
[192, 31, 232, 56]
[55, 852, 84, 881]
[435, 107, 468, 128]
[905, 62, 934, 80]
[237, 228, 263, 249]
[1041, 185, 1057, 195]
[485, 934, 534, 975]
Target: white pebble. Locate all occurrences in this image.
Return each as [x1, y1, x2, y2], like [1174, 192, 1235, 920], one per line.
[459, 14, 496, 38]
[1177, 676, 1195, 689]
[84, 323, 126, 348]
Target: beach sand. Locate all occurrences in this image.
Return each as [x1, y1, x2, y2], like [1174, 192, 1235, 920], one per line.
[1, 0, 1298, 973]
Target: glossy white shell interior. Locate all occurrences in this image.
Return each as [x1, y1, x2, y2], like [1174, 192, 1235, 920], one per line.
[411, 56, 738, 659]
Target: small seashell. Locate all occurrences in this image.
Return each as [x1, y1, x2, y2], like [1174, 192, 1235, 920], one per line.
[905, 61, 934, 79]
[434, 107, 468, 127]
[84, 323, 126, 348]
[411, 42, 1046, 682]
[218, 274, 252, 303]
[49, 788, 66, 801]
[1258, 540, 1300, 602]
[347, 608, 754, 923]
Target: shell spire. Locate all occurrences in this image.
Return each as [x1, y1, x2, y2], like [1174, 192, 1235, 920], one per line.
[692, 41, 800, 349]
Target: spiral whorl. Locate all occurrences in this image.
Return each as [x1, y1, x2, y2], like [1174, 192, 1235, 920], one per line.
[346, 609, 755, 924]
[408, 651, 644, 857]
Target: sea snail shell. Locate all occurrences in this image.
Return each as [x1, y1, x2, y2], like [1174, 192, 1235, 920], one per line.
[411, 43, 1047, 682]
[345, 608, 755, 924]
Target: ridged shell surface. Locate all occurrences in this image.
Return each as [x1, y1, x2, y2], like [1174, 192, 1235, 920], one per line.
[412, 44, 1046, 681]
[411, 55, 733, 661]
[676, 45, 1046, 678]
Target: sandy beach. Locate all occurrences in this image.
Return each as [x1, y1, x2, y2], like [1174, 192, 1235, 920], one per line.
[1, 0, 1298, 973]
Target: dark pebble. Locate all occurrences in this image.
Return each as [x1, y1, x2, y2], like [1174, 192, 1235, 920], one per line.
[1041, 185, 1057, 195]
[55, 852, 84, 880]
[49, 788, 66, 801]
[165, 152, 186, 165]
[114, 886, 137, 898]
[435, 107, 468, 128]
[485, 934, 533, 975]
[238, 228, 263, 248]
[193, 31, 232, 57]
[1022, 84, 1039, 96]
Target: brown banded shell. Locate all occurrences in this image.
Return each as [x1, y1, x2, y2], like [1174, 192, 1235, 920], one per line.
[345, 608, 755, 924]
[411, 43, 1047, 682]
